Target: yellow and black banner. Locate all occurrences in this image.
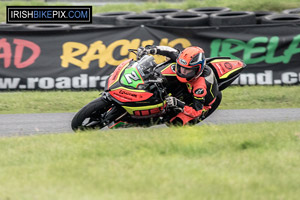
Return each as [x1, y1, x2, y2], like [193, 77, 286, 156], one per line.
[1, 23, 300, 90]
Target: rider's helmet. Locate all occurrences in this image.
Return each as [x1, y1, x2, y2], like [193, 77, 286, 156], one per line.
[175, 46, 206, 83]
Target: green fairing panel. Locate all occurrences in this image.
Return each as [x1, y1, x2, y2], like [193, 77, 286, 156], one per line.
[120, 67, 144, 88]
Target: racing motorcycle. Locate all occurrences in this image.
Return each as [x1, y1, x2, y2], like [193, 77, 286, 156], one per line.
[71, 49, 245, 131]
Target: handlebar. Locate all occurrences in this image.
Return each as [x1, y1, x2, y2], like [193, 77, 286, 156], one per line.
[128, 49, 138, 55]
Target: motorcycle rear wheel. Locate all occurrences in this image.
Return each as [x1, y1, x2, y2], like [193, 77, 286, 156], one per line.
[71, 97, 111, 131]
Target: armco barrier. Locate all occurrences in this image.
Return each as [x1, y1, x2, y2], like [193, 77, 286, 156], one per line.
[1, 23, 300, 90]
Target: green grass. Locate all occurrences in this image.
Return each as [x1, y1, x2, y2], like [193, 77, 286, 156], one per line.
[0, 90, 101, 114]
[91, 0, 300, 14]
[1, 0, 300, 22]
[0, 121, 299, 200]
[0, 86, 299, 114]
[1, 2, 299, 199]
[220, 85, 300, 109]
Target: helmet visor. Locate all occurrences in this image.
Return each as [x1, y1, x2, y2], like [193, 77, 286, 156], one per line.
[176, 63, 200, 80]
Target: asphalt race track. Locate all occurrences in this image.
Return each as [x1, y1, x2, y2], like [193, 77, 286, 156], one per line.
[0, 108, 300, 137]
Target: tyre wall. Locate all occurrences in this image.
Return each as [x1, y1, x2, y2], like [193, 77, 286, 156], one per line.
[1, 8, 300, 90]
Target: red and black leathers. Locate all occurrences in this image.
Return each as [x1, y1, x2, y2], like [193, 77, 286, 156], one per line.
[154, 46, 220, 125]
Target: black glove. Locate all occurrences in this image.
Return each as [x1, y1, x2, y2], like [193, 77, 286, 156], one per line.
[137, 45, 157, 59]
[166, 96, 185, 109]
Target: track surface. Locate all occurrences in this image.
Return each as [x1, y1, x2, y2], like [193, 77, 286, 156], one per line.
[0, 108, 300, 137]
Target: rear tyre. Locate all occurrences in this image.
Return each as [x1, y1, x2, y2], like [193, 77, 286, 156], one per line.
[209, 11, 256, 26]
[26, 24, 71, 31]
[261, 14, 300, 24]
[254, 11, 276, 24]
[142, 9, 183, 17]
[164, 12, 209, 27]
[72, 24, 115, 29]
[282, 8, 300, 15]
[93, 11, 136, 25]
[71, 97, 111, 131]
[0, 23, 25, 30]
[116, 14, 163, 26]
[187, 7, 231, 15]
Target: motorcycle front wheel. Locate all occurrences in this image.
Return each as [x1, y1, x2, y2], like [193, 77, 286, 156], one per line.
[71, 96, 112, 131]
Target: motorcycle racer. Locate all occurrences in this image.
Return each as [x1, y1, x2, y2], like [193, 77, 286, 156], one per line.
[137, 45, 222, 126]
[72, 45, 245, 131]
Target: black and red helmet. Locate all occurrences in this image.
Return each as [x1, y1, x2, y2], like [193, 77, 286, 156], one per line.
[175, 46, 206, 83]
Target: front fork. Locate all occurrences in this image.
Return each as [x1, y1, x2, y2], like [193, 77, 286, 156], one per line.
[101, 91, 128, 127]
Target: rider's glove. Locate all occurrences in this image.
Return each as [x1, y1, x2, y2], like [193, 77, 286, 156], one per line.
[166, 96, 185, 109]
[137, 45, 157, 59]
[145, 45, 157, 54]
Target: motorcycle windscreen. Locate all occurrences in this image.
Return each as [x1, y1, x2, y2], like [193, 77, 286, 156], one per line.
[120, 65, 145, 88]
[209, 59, 245, 91]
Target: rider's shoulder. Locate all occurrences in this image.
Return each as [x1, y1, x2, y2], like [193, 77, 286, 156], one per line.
[202, 65, 212, 77]
[189, 77, 207, 98]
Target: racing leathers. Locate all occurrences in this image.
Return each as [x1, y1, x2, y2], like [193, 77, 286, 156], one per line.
[141, 45, 221, 125]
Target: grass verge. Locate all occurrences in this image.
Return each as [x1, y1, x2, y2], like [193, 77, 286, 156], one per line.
[0, 121, 299, 200]
[0, 86, 299, 114]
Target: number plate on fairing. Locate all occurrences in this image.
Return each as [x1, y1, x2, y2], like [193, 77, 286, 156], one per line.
[120, 65, 144, 88]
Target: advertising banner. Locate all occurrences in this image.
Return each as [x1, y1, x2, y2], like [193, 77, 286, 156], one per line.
[1, 23, 300, 90]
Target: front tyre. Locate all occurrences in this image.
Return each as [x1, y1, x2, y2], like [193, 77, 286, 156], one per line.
[71, 96, 111, 131]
